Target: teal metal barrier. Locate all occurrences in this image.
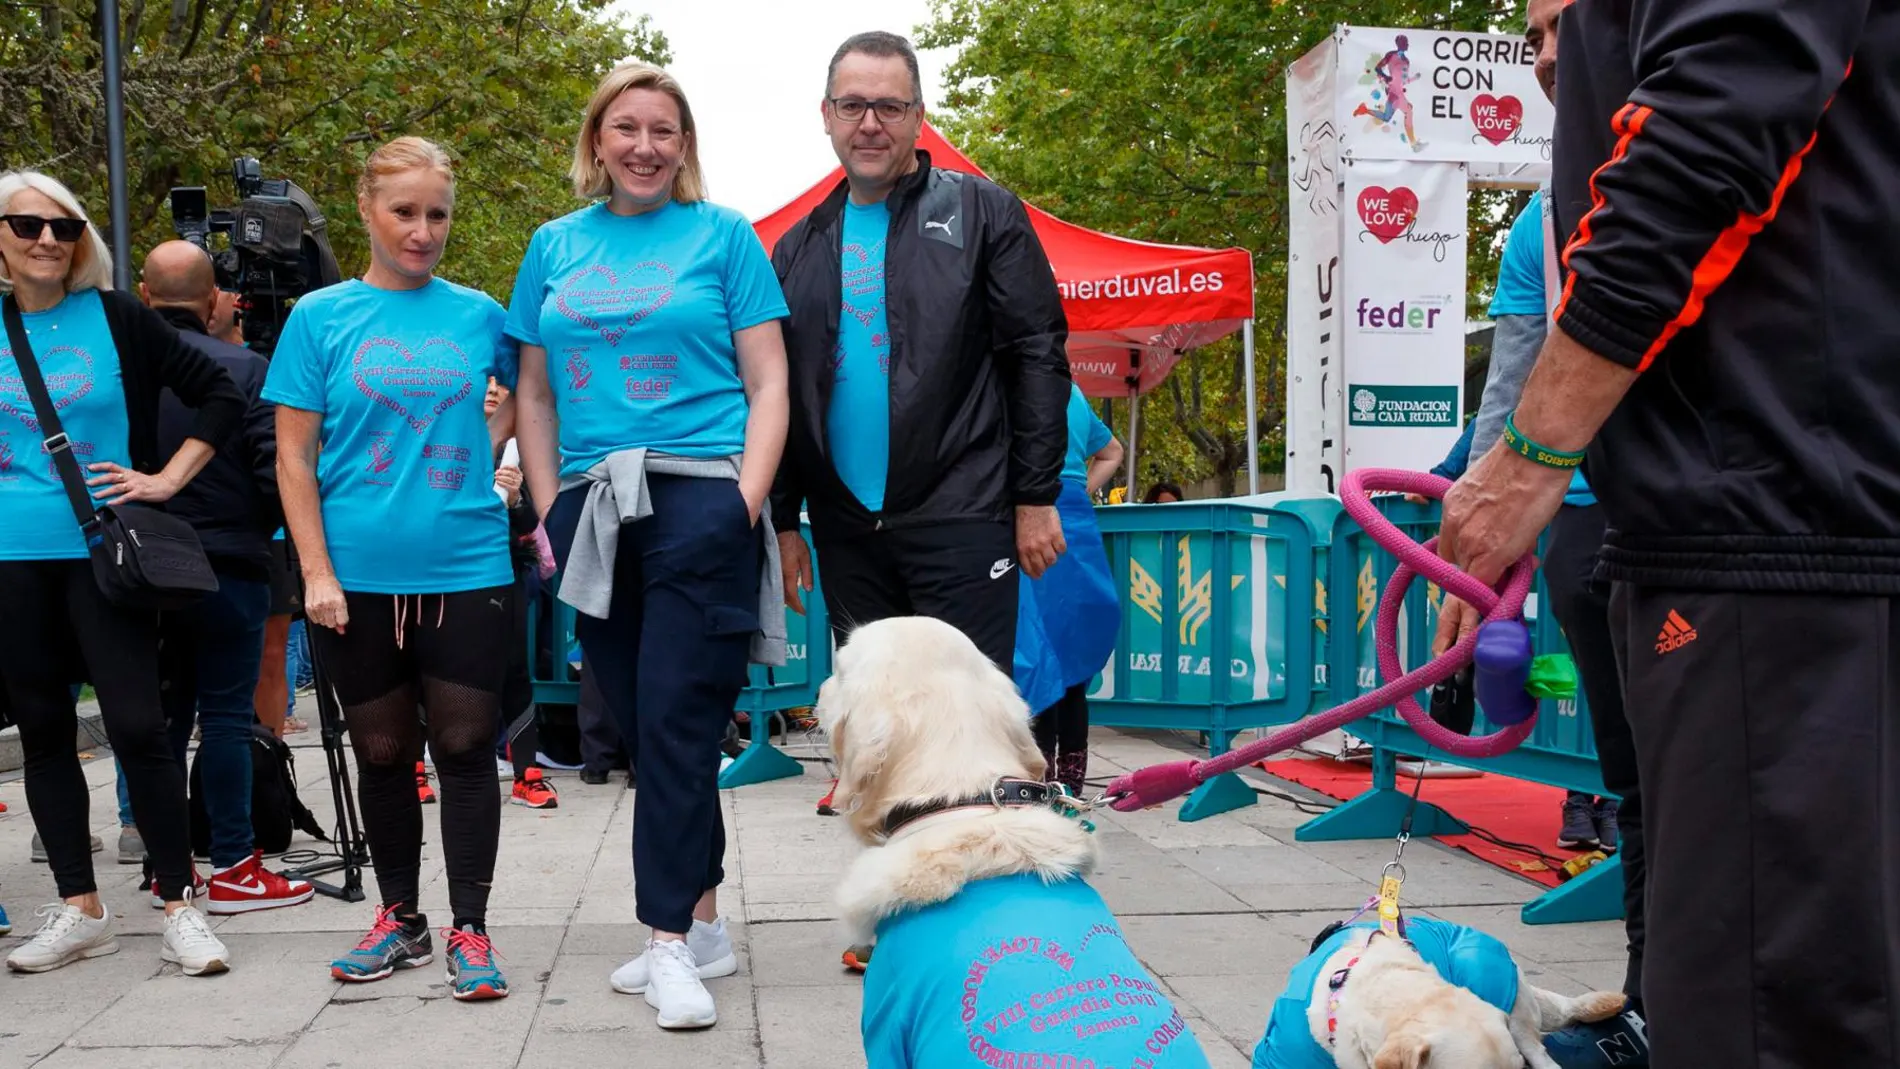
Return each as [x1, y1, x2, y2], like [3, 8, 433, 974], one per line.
[521, 498, 1619, 924]
[1084, 498, 1320, 822]
[526, 522, 830, 791]
[1292, 495, 1625, 926]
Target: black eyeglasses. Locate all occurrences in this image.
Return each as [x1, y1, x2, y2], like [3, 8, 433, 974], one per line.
[827, 97, 917, 125]
[2, 215, 87, 243]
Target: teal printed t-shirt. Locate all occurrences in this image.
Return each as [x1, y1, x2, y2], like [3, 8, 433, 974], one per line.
[504, 199, 788, 477]
[828, 198, 893, 511]
[262, 278, 516, 595]
[1488, 193, 1546, 317]
[0, 288, 132, 561]
[1487, 193, 1593, 506]
[1061, 384, 1114, 488]
[1252, 918, 1521, 1069]
[863, 873, 1213, 1069]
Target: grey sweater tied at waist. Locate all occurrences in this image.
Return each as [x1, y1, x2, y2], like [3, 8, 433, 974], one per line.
[557, 449, 787, 667]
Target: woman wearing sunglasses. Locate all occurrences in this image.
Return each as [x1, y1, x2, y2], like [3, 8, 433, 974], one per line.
[0, 170, 244, 976]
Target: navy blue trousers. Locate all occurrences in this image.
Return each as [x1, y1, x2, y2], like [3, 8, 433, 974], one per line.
[547, 475, 760, 933]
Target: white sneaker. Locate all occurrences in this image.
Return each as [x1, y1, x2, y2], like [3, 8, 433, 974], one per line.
[161, 902, 230, 976]
[643, 937, 717, 1029]
[610, 917, 737, 994]
[496, 756, 514, 780]
[5, 903, 118, 973]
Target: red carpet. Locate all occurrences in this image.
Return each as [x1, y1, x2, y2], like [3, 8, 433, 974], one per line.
[1258, 758, 1573, 887]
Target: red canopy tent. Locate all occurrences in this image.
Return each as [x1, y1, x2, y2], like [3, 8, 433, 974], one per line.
[753, 123, 1262, 494]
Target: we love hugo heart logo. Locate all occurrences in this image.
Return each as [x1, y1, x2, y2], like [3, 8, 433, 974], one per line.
[1357, 186, 1419, 243]
[556, 262, 676, 347]
[350, 336, 474, 436]
[1470, 94, 1524, 145]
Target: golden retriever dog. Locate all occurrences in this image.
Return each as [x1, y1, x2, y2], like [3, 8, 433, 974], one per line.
[819, 616, 1213, 1068]
[1253, 917, 1627, 1069]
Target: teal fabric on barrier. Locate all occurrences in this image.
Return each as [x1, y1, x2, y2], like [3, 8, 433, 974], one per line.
[1030, 480, 1121, 690]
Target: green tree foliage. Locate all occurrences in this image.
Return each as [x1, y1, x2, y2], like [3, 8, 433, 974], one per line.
[919, 0, 1523, 492]
[1, 0, 666, 298]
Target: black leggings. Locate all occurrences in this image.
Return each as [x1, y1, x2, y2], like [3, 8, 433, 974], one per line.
[0, 559, 195, 902]
[1033, 683, 1091, 794]
[310, 585, 511, 926]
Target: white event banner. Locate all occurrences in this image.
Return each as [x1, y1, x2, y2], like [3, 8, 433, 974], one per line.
[1282, 34, 1343, 496]
[1340, 157, 1467, 474]
[1336, 25, 1553, 168]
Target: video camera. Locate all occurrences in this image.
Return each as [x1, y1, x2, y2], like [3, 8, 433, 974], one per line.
[168, 157, 343, 357]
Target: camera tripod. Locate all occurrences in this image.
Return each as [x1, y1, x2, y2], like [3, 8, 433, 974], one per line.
[281, 634, 370, 902]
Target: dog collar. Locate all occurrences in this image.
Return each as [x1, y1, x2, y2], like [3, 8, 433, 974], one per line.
[881, 777, 1059, 839]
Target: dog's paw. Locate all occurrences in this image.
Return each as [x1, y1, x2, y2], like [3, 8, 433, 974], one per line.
[1573, 990, 1627, 1023]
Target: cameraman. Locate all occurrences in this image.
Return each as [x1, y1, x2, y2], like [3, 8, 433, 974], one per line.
[138, 241, 314, 914]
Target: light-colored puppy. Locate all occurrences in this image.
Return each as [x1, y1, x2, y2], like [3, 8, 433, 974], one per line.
[1257, 919, 1626, 1069]
[820, 616, 1212, 1068]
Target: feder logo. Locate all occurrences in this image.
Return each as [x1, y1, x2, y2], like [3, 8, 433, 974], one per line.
[1356, 186, 1417, 243]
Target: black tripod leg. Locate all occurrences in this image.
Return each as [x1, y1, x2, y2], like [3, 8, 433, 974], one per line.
[282, 628, 368, 902]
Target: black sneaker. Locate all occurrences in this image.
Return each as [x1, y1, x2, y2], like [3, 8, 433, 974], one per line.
[1559, 794, 1601, 850]
[1593, 798, 1620, 853]
[580, 768, 610, 786]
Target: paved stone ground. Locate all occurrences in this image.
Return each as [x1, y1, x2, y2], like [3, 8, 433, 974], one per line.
[0, 714, 1628, 1068]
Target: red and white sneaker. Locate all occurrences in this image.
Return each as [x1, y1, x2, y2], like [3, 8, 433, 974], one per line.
[511, 768, 559, 809]
[203, 851, 316, 915]
[148, 868, 209, 909]
[417, 762, 437, 804]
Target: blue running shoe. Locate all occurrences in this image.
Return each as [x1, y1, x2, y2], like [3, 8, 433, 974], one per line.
[1544, 1010, 1650, 1067]
[0, 901, 10, 936]
[444, 924, 508, 1001]
[331, 906, 432, 983]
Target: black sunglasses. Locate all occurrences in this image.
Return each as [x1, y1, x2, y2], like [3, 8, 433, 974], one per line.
[2, 214, 88, 243]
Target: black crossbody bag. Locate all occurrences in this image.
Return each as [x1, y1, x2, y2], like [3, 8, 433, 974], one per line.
[3, 294, 217, 611]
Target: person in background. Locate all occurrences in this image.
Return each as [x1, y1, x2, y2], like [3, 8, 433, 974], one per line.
[0, 169, 243, 977]
[507, 61, 789, 1030]
[268, 136, 518, 1001]
[770, 30, 1072, 975]
[1030, 384, 1123, 794]
[254, 537, 302, 737]
[138, 239, 314, 915]
[486, 378, 560, 809]
[1143, 481, 1183, 504]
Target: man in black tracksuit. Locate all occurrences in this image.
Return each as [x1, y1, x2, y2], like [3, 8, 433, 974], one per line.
[140, 241, 309, 910]
[1439, 4, 1900, 1066]
[770, 31, 1072, 677]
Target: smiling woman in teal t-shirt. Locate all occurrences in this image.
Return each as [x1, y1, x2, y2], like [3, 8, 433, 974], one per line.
[504, 60, 789, 1033]
[265, 137, 518, 1004]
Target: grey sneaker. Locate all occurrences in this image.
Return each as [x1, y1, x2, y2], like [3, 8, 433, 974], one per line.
[610, 917, 738, 994]
[1593, 798, 1621, 853]
[118, 825, 146, 865]
[5, 903, 118, 973]
[30, 833, 104, 864]
[1558, 794, 1601, 850]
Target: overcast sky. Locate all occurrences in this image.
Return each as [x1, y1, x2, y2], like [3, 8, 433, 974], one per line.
[610, 0, 958, 220]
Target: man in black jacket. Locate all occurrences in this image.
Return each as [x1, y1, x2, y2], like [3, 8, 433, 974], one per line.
[139, 241, 312, 915]
[770, 30, 1073, 676]
[1438, 4, 1900, 1066]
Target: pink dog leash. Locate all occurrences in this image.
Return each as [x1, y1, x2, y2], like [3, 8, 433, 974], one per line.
[1101, 468, 1540, 813]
